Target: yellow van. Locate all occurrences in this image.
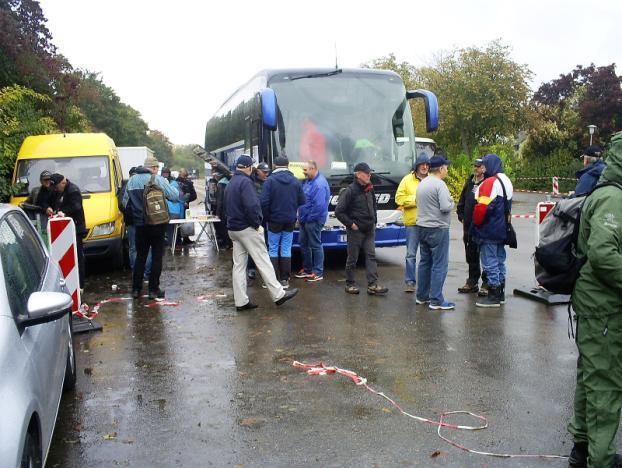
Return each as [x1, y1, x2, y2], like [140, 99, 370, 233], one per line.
[10, 133, 125, 268]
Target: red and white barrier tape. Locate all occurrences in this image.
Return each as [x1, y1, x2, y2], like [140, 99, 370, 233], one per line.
[511, 214, 536, 219]
[514, 189, 569, 196]
[293, 361, 567, 460]
[514, 177, 575, 181]
[76, 296, 180, 319]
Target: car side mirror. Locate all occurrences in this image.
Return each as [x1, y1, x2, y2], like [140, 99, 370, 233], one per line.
[261, 88, 277, 131]
[18, 291, 73, 327]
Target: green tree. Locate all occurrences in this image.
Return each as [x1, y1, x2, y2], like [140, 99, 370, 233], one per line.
[147, 130, 173, 167]
[171, 144, 203, 176]
[0, 85, 56, 201]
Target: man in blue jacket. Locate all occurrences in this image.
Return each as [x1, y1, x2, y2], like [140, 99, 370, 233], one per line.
[226, 155, 298, 311]
[295, 160, 330, 282]
[123, 156, 180, 299]
[575, 145, 606, 196]
[260, 156, 305, 287]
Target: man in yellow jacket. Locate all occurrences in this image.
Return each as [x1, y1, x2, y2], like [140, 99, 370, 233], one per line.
[395, 154, 430, 292]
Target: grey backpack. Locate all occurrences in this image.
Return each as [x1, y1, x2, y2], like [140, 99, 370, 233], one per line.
[143, 175, 170, 225]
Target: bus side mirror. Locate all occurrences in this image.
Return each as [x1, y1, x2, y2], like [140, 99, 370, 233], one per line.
[406, 89, 439, 133]
[261, 88, 277, 131]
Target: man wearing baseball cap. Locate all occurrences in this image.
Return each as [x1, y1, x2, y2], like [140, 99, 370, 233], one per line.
[225, 154, 298, 311]
[575, 145, 606, 196]
[415, 155, 455, 309]
[335, 162, 388, 296]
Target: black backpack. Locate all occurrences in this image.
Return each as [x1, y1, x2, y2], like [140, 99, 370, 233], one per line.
[535, 181, 622, 294]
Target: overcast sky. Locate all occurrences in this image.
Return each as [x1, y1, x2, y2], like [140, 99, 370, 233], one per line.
[39, 0, 621, 145]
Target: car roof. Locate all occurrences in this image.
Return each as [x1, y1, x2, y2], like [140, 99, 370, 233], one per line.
[0, 203, 21, 217]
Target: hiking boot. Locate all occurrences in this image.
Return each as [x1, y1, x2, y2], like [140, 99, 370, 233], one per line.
[305, 273, 323, 282]
[458, 281, 479, 294]
[429, 301, 455, 310]
[345, 283, 360, 294]
[275, 287, 298, 306]
[478, 282, 489, 297]
[404, 282, 416, 293]
[148, 289, 165, 300]
[367, 284, 388, 296]
[236, 301, 258, 311]
[294, 268, 312, 279]
[476, 286, 501, 308]
[568, 442, 587, 468]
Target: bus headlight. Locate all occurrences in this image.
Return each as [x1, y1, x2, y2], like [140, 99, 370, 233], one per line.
[91, 222, 115, 237]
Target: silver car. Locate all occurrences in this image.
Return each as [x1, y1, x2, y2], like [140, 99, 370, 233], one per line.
[0, 204, 76, 467]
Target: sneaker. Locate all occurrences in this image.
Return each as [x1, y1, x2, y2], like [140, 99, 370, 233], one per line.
[415, 298, 430, 305]
[148, 289, 165, 300]
[275, 288, 298, 306]
[236, 302, 258, 311]
[458, 282, 479, 294]
[294, 269, 312, 279]
[476, 286, 501, 308]
[305, 273, 323, 282]
[345, 284, 360, 294]
[280, 279, 290, 289]
[429, 301, 455, 310]
[261, 283, 267, 289]
[404, 282, 416, 293]
[478, 283, 489, 297]
[367, 284, 388, 296]
[247, 269, 257, 280]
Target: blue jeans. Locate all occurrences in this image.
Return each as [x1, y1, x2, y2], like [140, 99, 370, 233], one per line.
[128, 225, 152, 276]
[416, 226, 450, 305]
[268, 230, 294, 258]
[300, 221, 324, 275]
[479, 242, 506, 287]
[405, 225, 419, 284]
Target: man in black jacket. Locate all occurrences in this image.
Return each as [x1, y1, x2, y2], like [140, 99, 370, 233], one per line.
[335, 162, 388, 296]
[456, 158, 486, 294]
[48, 173, 87, 289]
[177, 168, 197, 244]
[225, 155, 298, 311]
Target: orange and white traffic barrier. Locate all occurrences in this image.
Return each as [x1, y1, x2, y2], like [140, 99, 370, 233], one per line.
[535, 201, 556, 245]
[47, 217, 81, 313]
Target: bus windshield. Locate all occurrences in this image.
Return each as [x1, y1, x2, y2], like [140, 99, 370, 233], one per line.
[269, 73, 416, 180]
[15, 156, 111, 196]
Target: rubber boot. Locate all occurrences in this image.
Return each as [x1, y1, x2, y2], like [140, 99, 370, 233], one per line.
[476, 285, 501, 308]
[270, 257, 280, 282]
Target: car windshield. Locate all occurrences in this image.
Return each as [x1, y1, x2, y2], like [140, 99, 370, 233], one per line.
[269, 73, 416, 180]
[15, 156, 110, 195]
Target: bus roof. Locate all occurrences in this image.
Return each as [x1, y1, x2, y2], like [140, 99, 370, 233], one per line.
[18, 133, 116, 159]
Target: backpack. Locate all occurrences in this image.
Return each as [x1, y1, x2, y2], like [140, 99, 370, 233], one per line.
[143, 174, 170, 225]
[535, 182, 622, 294]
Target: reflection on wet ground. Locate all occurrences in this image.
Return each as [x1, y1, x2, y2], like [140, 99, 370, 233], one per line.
[48, 194, 588, 466]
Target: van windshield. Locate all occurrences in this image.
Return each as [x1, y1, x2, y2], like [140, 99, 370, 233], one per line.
[15, 156, 111, 196]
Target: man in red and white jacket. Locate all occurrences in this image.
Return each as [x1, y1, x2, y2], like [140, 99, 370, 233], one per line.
[470, 154, 513, 307]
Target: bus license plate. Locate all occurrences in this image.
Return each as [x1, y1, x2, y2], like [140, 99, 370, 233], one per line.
[340, 234, 347, 242]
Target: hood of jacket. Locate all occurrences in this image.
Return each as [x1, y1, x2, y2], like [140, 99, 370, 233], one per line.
[600, 131, 622, 184]
[482, 154, 504, 177]
[577, 158, 606, 180]
[270, 168, 298, 185]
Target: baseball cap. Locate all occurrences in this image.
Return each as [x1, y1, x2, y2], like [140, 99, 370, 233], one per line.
[429, 155, 452, 169]
[39, 170, 52, 181]
[50, 173, 65, 185]
[353, 162, 373, 174]
[256, 162, 270, 172]
[582, 145, 603, 158]
[473, 158, 484, 166]
[236, 154, 253, 168]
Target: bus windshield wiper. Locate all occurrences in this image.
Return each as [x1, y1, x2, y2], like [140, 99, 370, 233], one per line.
[290, 69, 343, 81]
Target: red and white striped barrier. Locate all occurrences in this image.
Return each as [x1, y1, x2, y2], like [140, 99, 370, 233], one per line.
[47, 217, 81, 313]
[511, 214, 535, 219]
[552, 176, 559, 195]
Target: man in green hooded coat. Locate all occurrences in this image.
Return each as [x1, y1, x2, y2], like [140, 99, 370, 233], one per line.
[568, 131, 622, 468]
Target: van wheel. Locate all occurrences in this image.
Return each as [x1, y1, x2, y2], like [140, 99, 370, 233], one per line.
[21, 430, 42, 468]
[63, 315, 76, 392]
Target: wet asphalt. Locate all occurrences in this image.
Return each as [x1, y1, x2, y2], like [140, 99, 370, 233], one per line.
[46, 193, 606, 467]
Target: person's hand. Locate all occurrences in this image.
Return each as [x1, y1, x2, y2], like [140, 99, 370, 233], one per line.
[351, 223, 359, 231]
[46, 207, 54, 216]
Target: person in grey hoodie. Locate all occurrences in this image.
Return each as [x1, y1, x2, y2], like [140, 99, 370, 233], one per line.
[415, 155, 456, 310]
